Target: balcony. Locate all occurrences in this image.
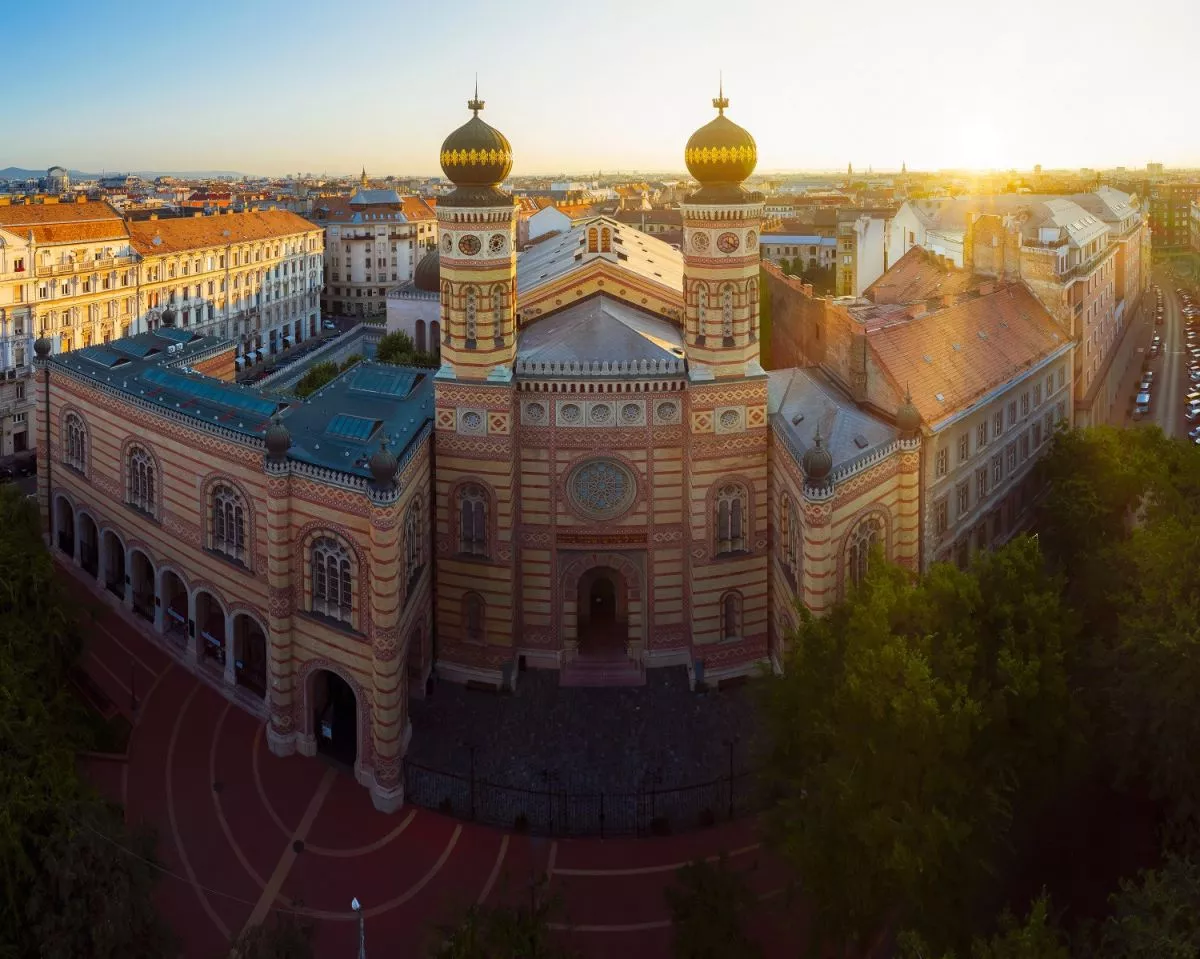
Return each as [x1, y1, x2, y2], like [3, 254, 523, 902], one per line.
[35, 254, 134, 277]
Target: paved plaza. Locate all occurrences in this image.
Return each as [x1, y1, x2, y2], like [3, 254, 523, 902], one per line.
[72, 566, 802, 958]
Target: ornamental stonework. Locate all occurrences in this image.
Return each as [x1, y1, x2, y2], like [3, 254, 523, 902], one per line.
[564, 458, 638, 521]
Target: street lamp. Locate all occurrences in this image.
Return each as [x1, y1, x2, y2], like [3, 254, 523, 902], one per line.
[351, 897, 365, 958]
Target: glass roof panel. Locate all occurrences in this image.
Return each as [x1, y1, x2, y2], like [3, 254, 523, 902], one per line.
[326, 414, 380, 442]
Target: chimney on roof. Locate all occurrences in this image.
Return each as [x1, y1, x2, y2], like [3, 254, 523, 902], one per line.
[942, 293, 956, 307]
[802, 283, 814, 297]
[907, 302, 926, 319]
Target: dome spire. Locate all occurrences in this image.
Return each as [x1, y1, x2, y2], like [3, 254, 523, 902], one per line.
[713, 72, 728, 116]
[468, 74, 484, 117]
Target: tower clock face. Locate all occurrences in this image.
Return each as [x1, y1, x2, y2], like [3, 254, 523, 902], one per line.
[716, 231, 740, 254]
[488, 233, 507, 255]
[457, 234, 481, 256]
[442, 234, 452, 253]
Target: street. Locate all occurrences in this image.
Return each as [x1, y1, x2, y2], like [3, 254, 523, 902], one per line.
[1134, 272, 1189, 440]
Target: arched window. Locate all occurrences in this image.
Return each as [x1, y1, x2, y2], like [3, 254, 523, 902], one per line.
[311, 536, 353, 623]
[721, 284, 734, 340]
[404, 497, 425, 596]
[587, 227, 598, 253]
[780, 492, 800, 577]
[847, 514, 886, 588]
[697, 284, 708, 337]
[211, 484, 246, 562]
[63, 413, 86, 472]
[600, 227, 611, 252]
[465, 287, 477, 343]
[715, 483, 747, 555]
[721, 591, 742, 641]
[464, 592, 485, 642]
[747, 279, 759, 340]
[127, 446, 156, 514]
[458, 484, 488, 557]
[491, 286, 504, 340]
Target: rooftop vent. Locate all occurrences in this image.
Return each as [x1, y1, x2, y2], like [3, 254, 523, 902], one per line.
[853, 434, 869, 449]
[952, 342, 961, 351]
[935, 392, 945, 403]
[978, 330, 988, 340]
[922, 354, 933, 363]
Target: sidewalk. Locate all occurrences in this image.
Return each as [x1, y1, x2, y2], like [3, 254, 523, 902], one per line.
[1110, 299, 1155, 428]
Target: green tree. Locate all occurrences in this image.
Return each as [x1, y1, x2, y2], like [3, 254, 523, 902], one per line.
[428, 877, 575, 958]
[0, 485, 174, 958]
[292, 360, 339, 398]
[229, 911, 315, 959]
[376, 330, 439, 369]
[897, 893, 1069, 959]
[1089, 855, 1200, 959]
[759, 537, 1077, 956]
[664, 855, 762, 959]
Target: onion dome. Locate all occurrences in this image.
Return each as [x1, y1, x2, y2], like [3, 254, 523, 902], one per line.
[413, 247, 440, 293]
[896, 387, 921, 437]
[801, 425, 833, 483]
[264, 414, 291, 461]
[684, 81, 757, 189]
[161, 306, 177, 327]
[33, 337, 52, 359]
[368, 438, 399, 488]
[439, 84, 513, 190]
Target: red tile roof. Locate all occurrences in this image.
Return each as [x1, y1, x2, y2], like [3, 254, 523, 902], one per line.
[864, 245, 978, 304]
[868, 283, 1069, 425]
[0, 200, 128, 244]
[128, 210, 319, 255]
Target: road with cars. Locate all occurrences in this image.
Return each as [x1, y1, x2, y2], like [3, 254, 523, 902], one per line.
[1136, 274, 1192, 440]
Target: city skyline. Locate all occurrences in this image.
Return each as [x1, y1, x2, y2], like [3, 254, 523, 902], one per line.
[5, 0, 1200, 176]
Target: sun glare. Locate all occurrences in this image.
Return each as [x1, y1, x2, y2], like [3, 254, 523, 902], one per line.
[953, 119, 1004, 172]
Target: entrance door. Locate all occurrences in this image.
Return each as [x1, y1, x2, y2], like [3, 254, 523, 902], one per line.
[314, 670, 357, 766]
[590, 577, 616, 627]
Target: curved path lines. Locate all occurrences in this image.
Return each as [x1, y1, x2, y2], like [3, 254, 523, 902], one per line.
[76, 575, 806, 958]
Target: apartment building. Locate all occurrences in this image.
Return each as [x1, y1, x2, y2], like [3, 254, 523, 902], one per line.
[1149, 181, 1200, 249]
[888, 191, 1148, 426]
[127, 210, 323, 366]
[834, 210, 889, 297]
[0, 199, 324, 454]
[765, 253, 1075, 569]
[313, 181, 437, 319]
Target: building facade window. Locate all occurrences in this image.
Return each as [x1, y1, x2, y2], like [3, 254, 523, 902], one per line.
[464, 592, 485, 642]
[957, 482, 970, 518]
[311, 536, 353, 623]
[405, 497, 425, 594]
[958, 433, 970, 463]
[211, 484, 246, 562]
[935, 498, 949, 536]
[721, 285, 734, 340]
[716, 483, 748, 555]
[458, 484, 488, 557]
[935, 448, 948, 477]
[993, 411, 1003, 438]
[977, 421, 988, 448]
[721, 591, 743, 641]
[64, 412, 87, 472]
[780, 493, 800, 578]
[847, 514, 884, 588]
[127, 446, 156, 514]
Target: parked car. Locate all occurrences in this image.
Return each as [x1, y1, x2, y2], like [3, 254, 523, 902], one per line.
[1136, 391, 1152, 416]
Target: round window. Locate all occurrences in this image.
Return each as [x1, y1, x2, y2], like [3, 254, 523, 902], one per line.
[566, 458, 637, 520]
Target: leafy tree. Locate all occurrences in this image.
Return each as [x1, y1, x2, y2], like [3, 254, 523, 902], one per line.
[664, 854, 762, 959]
[1088, 855, 1200, 959]
[896, 893, 1069, 959]
[0, 485, 175, 958]
[292, 360, 339, 398]
[759, 536, 1077, 956]
[229, 911, 315, 959]
[428, 876, 575, 958]
[376, 330, 439, 369]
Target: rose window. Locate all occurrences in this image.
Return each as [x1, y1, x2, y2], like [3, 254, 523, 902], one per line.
[719, 409, 741, 430]
[526, 402, 546, 423]
[567, 459, 636, 520]
[621, 403, 641, 424]
[560, 403, 582, 424]
[656, 401, 679, 423]
[590, 404, 612, 424]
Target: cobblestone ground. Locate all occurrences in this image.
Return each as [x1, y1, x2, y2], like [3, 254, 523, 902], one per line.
[407, 667, 761, 792]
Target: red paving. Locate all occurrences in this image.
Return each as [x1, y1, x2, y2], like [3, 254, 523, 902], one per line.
[72, 569, 802, 958]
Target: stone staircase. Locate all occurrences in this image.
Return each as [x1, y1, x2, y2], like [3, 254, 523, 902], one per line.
[559, 650, 646, 687]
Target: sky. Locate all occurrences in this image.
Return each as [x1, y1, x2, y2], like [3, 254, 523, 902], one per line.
[5, 0, 1199, 177]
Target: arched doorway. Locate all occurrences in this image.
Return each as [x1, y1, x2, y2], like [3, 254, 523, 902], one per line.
[160, 570, 188, 647]
[577, 566, 627, 658]
[311, 669, 357, 766]
[78, 513, 98, 578]
[129, 549, 155, 621]
[415, 319, 426, 352]
[194, 591, 227, 671]
[233, 614, 267, 699]
[102, 530, 126, 598]
[54, 496, 75, 559]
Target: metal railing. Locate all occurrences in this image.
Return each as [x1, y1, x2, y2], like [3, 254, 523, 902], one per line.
[402, 760, 759, 837]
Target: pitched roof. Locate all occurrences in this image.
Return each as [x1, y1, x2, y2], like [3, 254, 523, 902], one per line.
[0, 200, 129, 244]
[128, 210, 318, 255]
[612, 208, 682, 226]
[768, 367, 898, 471]
[864, 245, 977, 304]
[868, 282, 1069, 426]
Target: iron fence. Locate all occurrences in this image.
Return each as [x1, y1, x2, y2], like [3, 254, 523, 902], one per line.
[402, 760, 759, 837]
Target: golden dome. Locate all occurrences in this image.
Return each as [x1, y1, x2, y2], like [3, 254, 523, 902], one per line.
[439, 87, 513, 189]
[684, 84, 757, 187]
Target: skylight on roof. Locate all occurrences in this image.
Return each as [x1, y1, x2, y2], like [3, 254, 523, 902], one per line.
[326, 414, 381, 443]
[141, 367, 280, 419]
[349, 367, 418, 399]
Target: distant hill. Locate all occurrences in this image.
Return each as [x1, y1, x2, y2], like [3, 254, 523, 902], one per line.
[0, 166, 250, 181]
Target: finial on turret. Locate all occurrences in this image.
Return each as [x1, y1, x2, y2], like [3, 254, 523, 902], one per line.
[712, 71, 729, 115]
[468, 75, 484, 116]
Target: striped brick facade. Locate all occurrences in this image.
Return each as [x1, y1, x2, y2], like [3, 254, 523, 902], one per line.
[39, 361, 431, 813]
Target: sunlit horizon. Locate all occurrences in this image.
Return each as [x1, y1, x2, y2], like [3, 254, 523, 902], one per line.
[4, 0, 1198, 179]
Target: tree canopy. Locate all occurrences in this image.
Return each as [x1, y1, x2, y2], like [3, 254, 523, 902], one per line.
[0, 484, 174, 958]
[376, 330, 439, 369]
[664, 855, 763, 959]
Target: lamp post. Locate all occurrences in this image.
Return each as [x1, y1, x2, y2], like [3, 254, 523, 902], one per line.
[351, 897, 365, 958]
